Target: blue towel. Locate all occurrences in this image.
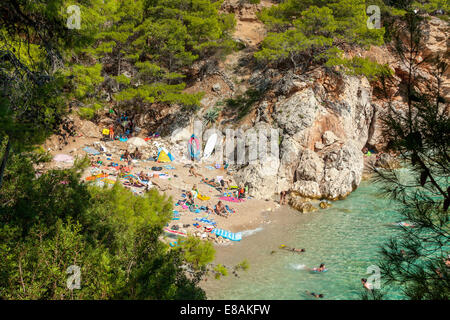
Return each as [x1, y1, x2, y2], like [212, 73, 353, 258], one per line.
[83, 147, 100, 155]
[212, 228, 242, 241]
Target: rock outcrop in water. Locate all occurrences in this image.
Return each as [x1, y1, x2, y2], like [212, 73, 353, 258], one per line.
[234, 71, 373, 201]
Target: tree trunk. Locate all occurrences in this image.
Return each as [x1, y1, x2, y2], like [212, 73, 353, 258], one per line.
[0, 138, 11, 189]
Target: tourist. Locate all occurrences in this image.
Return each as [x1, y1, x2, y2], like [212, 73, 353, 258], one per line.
[109, 125, 114, 140]
[220, 178, 228, 193]
[215, 201, 227, 218]
[315, 263, 326, 272]
[280, 190, 290, 205]
[361, 278, 372, 291]
[128, 176, 145, 188]
[139, 171, 149, 181]
[189, 166, 203, 178]
[306, 291, 324, 299]
[123, 150, 132, 164]
[132, 147, 142, 160]
[186, 191, 195, 205]
[238, 186, 246, 199]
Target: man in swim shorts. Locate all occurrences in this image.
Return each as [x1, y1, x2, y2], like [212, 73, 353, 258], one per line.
[215, 201, 227, 218]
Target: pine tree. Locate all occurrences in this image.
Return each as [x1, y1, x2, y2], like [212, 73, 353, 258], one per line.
[371, 10, 449, 300]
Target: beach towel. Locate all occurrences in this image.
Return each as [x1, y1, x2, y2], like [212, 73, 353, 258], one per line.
[85, 173, 108, 181]
[188, 134, 201, 160]
[225, 205, 235, 214]
[219, 196, 244, 203]
[83, 146, 100, 155]
[195, 217, 217, 226]
[197, 194, 211, 201]
[205, 166, 215, 170]
[212, 228, 242, 241]
[164, 228, 187, 237]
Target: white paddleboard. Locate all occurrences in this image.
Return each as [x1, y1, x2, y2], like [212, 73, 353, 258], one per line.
[203, 133, 218, 159]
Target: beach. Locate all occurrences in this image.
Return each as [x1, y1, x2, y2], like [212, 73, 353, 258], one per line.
[46, 135, 281, 242]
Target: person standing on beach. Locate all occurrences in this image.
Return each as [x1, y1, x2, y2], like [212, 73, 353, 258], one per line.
[280, 190, 290, 205]
[109, 125, 114, 140]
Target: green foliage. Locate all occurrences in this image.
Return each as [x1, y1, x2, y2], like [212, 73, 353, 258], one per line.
[256, 0, 385, 73]
[213, 264, 228, 279]
[372, 11, 450, 300]
[180, 237, 216, 269]
[0, 153, 212, 299]
[235, 259, 250, 271]
[71, 64, 104, 100]
[203, 107, 221, 125]
[69, 0, 235, 116]
[226, 89, 263, 119]
[326, 54, 394, 81]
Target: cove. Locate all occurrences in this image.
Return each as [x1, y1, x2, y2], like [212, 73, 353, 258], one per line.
[203, 180, 405, 300]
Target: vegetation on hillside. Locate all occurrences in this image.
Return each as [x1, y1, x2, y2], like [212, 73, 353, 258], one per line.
[65, 0, 236, 118]
[366, 10, 449, 300]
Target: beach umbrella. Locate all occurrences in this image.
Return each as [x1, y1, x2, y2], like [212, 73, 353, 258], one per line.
[127, 137, 147, 147]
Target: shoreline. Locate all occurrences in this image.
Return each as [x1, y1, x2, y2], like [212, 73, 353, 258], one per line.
[45, 135, 379, 248]
[46, 135, 282, 244]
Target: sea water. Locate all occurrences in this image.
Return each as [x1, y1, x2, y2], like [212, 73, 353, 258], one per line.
[203, 180, 405, 300]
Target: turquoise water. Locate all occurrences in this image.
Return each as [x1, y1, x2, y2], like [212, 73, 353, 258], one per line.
[204, 180, 405, 300]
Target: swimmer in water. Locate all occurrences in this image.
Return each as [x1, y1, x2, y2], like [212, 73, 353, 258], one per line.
[306, 291, 324, 299]
[292, 248, 306, 253]
[315, 263, 326, 272]
[361, 278, 372, 291]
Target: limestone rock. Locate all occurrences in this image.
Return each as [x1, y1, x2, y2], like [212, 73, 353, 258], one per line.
[322, 131, 338, 146]
[79, 121, 102, 138]
[212, 83, 221, 92]
[289, 194, 318, 213]
[319, 201, 332, 209]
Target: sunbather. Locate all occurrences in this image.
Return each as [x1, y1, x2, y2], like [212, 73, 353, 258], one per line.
[220, 179, 231, 193]
[132, 147, 142, 160]
[123, 150, 132, 163]
[238, 186, 246, 199]
[189, 166, 203, 178]
[139, 171, 149, 181]
[186, 191, 195, 205]
[215, 201, 228, 218]
[128, 177, 145, 188]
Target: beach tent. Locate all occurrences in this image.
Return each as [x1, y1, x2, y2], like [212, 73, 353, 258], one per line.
[160, 147, 175, 161]
[157, 150, 172, 163]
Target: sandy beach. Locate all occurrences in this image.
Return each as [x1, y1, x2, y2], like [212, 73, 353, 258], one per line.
[45, 135, 281, 244]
